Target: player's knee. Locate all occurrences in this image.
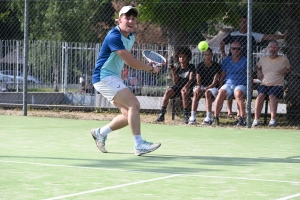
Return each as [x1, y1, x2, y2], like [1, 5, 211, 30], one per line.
[129, 99, 140, 110]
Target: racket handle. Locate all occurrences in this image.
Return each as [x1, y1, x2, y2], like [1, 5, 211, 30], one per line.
[154, 63, 163, 67]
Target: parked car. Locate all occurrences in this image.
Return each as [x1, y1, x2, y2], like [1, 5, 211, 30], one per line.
[19, 71, 44, 84]
[0, 72, 14, 83]
[0, 70, 43, 84]
[0, 70, 23, 83]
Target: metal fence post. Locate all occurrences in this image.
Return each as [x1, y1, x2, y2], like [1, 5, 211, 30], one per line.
[63, 42, 68, 94]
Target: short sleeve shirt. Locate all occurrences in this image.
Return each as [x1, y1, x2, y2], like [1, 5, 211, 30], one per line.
[195, 62, 222, 87]
[175, 64, 196, 87]
[92, 26, 135, 84]
[222, 56, 247, 85]
[257, 55, 291, 86]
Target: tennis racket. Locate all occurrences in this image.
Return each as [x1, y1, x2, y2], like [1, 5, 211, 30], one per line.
[142, 50, 166, 67]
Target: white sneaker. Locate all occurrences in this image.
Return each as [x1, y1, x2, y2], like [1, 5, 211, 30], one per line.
[252, 119, 260, 127]
[202, 117, 213, 125]
[188, 118, 196, 124]
[268, 119, 277, 127]
[91, 128, 108, 153]
[135, 140, 161, 156]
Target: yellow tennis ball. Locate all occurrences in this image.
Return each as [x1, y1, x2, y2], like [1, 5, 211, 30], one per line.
[198, 41, 209, 52]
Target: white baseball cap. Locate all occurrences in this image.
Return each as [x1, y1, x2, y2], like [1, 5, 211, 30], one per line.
[119, 6, 139, 17]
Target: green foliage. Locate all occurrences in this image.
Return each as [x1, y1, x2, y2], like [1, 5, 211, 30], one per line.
[8, 0, 115, 42]
[3, 0, 289, 43]
[28, 88, 60, 92]
[137, 0, 231, 31]
[0, 10, 10, 21]
[0, 1, 22, 39]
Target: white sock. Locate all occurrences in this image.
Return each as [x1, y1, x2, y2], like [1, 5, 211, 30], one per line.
[133, 134, 143, 147]
[100, 125, 112, 137]
[206, 112, 211, 119]
[190, 111, 196, 119]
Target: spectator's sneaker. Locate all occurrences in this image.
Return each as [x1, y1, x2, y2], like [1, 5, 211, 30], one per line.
[268, 119, 277, 127]
[135, 140, 161, 156]
[252, 119, 260, 127]
[202, 119, 213, 125]
[237, 117, 245, 126]
[156, 113, 165, 122]
[91, 128, 108, 153]
[184, 115, 189, 124]
[212, 117, 220, 125]
[188, 118, 196, 125]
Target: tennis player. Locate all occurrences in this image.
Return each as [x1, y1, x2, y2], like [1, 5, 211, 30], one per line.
[91, 6, 161, 156]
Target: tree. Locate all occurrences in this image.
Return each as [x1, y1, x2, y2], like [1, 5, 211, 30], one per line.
[8, 0, 115, 42]
[0, 1, 22, 39]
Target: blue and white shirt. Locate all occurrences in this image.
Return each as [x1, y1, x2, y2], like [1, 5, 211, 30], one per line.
[92, 26, 135, 84]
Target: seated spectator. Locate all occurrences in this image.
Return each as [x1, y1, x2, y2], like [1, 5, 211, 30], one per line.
[213, 41, 248, 126]
[220, 15, 287, 121]
[157, 46, 195, 124]
[188, 48, 222, 125]
[252, 40, 291, 127]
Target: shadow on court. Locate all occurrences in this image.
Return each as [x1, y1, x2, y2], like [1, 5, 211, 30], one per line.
[1, 154, 299, 174]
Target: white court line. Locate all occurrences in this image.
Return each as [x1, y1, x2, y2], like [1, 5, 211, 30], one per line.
[43, 174, 180, 200]
[277, 193, 300, 200]
[2, 159, 300, 199]
[1, 160, 300, 184]
[0, 160, 166, 174]
[185, 174, 300, 184]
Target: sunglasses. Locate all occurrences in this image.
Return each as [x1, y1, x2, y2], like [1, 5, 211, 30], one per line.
[231, 47, 242, 50]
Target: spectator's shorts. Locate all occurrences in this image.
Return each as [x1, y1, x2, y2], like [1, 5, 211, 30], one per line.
[257, 85, 283, 99]
[193, 86, 219, 98]
[93, 76, 127, 103]
[221, 84, 247, 99]
[170, 85, 193, 97]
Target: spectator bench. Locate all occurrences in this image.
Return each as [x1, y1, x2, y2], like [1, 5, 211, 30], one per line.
[169, 90, 286, 125]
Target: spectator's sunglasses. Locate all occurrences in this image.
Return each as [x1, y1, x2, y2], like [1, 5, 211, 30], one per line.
[231, 47, 242, 50]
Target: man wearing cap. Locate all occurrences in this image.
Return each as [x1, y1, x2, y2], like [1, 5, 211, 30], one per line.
[91, 6, 162, 156]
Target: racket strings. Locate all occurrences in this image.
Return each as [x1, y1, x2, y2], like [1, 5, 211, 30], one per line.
[143, 51, 166, 64]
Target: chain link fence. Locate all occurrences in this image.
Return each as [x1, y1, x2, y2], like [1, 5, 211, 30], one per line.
[0, 0, 299, 128]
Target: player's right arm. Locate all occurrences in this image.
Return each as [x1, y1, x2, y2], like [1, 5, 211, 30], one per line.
[116, 50, 160, 74]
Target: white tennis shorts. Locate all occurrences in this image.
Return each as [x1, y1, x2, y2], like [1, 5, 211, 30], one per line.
[220, 84, 247, 99]
[193, 85, 218, 98]
[93, 76, 127, 103]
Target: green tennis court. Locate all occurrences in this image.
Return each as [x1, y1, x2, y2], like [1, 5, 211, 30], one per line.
[1, 115, 299, 200]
